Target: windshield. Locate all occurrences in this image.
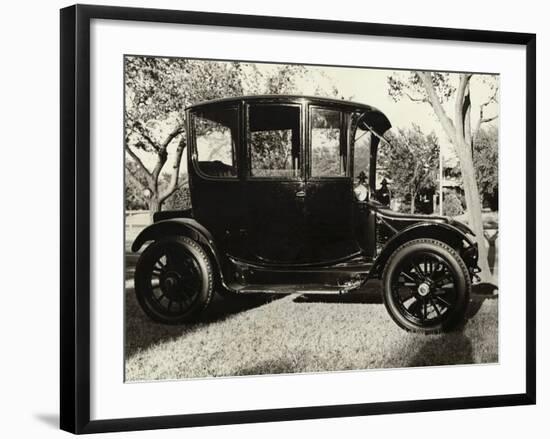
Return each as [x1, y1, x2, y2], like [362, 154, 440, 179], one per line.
[353, 124, 372, 183]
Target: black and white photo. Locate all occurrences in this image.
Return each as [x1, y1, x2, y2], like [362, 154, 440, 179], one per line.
[124, 57, 500, 381]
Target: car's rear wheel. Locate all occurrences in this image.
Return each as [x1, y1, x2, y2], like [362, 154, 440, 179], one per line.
[382, 238, 470, 333]
[134, 236, 214, 324]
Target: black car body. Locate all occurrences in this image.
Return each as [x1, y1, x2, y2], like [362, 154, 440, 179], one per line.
[132, 95, 480, 332]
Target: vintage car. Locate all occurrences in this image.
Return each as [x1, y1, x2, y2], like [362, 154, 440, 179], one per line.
[132, 95, 480, 333]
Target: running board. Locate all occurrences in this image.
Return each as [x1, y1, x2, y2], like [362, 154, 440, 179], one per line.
[229, 264, 372, 287]
[233, 280, 364, 295]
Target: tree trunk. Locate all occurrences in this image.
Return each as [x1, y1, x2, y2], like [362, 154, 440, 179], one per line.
[410, 191, 416, 213]
[457, 81, 493, 283]
[455, 139, 493, 283]
[418, 72, 493, 284]
[148, 195, 161, 224]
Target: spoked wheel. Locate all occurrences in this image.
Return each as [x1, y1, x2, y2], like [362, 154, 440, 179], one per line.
[134, 236, 214, 324]
[382, 239, 470, 333]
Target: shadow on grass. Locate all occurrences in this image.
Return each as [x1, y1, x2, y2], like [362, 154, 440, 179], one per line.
[466, 283, 498, 320]
[124, 251, 283, 358]
[236, 332, 476, 374]
[201, 293, 285, 322]
[294, 281, 498, 320]
[125, 288, 284, 359]
[404, 283, 498, 367]
[407, 333, 474, 367]
[125, 250, 288, 358]
[236, 359, 299, 376]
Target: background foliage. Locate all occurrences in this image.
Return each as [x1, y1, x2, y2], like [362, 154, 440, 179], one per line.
[378, 125, 440, 213]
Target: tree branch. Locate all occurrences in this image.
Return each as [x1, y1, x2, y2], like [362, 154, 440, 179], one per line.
[150, 124, 185, 185]
[132, 121, 161, 152]
[151, 151, 167, 184]
[480, 86, 498, 110]
[160, 124, 185, 150]
[454, 73, 472, 141]
[479, 115, 498, 124]
[475, 86, 499, 134]
[125, 143, 153, 185]
[159, 136, 187, 203]
[418, 72, 456, 141]
[404, 91, 428, 103]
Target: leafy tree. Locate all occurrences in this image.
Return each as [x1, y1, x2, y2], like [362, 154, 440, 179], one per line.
[387, 72, 498, 282]
[250, 129, 293, 173]
[473, 126, 498, 209]
[264, 64, 307, 94]
[379, 126, 439, 213]
[440, 126, 498, 210]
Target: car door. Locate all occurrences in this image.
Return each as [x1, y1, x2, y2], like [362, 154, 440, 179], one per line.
[188, 104, 246, 254]
[305, 106, 361, 262]
[245, 102, 309, 264]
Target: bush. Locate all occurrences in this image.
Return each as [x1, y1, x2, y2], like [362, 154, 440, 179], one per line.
[443, 191, 464, 216]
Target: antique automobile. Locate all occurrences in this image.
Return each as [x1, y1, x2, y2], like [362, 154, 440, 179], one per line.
[132, 95, 480, 333]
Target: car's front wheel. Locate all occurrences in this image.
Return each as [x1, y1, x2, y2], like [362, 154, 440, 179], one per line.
[134, 236, 214, 324]
[382, 238, 470, 333]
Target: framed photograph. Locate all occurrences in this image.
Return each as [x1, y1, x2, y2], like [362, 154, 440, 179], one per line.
[60, 4, 536, 434]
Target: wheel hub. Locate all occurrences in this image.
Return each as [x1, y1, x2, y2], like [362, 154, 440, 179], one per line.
[164, 276, 177, 289]
[160, 271, 183, 298]
[417, 282, 431, 297]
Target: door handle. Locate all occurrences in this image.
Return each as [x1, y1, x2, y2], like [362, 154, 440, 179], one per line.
[295, 190, 306, 198]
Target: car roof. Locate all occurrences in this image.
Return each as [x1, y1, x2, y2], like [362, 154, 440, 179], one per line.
[186, 95, 392, 132]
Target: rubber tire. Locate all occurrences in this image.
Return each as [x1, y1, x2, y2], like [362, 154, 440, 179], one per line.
[134, 236, 214, 324]
[382, 238, 471, 334]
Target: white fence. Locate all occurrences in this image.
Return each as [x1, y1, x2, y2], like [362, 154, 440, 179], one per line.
[125, 210, 150, 242]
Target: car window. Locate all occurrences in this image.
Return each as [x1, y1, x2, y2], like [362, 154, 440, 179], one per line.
[353, 126, 371, 181]
[310, 108, 345, 177]
[193, 107, 238, 178]
[248, 105, 301, 178]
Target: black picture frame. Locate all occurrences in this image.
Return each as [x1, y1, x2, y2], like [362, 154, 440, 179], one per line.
[60, 4, 536, 434]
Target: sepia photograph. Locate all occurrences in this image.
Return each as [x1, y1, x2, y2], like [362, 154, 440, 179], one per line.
[124, 56, 499, 382]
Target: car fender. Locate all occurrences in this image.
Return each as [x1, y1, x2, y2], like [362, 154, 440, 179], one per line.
[371, 221, 478, 277]
[131, 218, 229, 287]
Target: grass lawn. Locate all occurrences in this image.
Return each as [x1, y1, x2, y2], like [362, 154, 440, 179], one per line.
[125, 279, 498, 381]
